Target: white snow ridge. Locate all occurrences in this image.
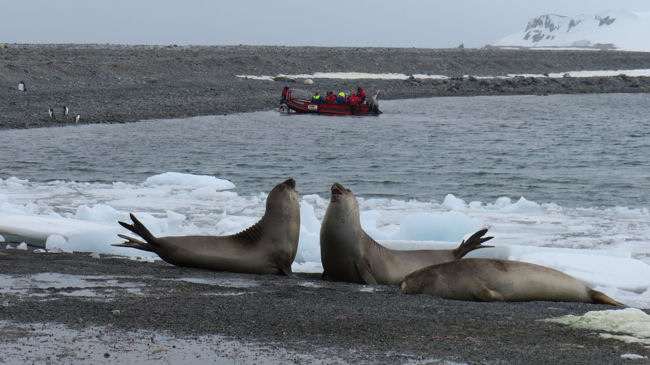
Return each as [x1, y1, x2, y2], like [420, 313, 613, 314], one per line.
[495, 11, 650, 52]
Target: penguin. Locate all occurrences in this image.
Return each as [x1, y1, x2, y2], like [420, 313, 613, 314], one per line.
[48, 107, 54, 120]
[74, 114, 80, 123]
[63, 105, 69, 116]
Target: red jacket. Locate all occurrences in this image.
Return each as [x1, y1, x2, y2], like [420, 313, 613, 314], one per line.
[325, 93, 336, 104]
[349, 93, 359, 105]
[356, 88, 366, 101]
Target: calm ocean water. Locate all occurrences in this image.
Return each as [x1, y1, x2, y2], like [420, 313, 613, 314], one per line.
[1, 93, 649, 208]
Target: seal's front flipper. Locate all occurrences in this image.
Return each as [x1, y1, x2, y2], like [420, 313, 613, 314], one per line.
[355, 261, 378, 285]
[453, 228, 494, 259]
[280, 264, 294, 277]
[471, 284, 505, 302]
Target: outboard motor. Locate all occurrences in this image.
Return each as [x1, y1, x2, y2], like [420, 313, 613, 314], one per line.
[369, 91, 381, 115]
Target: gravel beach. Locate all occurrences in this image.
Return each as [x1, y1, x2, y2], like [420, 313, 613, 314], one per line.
[1, 45, 650, 364]
[2, 44, 650, 129]
[0, 248, 648, 364]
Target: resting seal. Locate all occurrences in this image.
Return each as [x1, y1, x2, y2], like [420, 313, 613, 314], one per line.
[319, 182, 493, 285]
[400, 258, 624, 306]
[114, 178, 300, 276]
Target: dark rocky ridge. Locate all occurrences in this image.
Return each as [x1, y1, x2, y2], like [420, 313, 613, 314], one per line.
[1, 44, 650, 129]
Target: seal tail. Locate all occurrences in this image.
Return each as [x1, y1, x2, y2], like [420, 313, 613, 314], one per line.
[589, 289, 626, 307]
[453, 228, 494, 260]
[112, 213, 159, 252]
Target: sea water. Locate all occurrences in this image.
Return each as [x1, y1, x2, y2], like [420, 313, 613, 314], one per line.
[1, 93, 650, 308]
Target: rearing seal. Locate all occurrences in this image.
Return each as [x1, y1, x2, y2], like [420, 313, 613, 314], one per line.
[319, 182, 493, 285]
[114, 178, 300, 275]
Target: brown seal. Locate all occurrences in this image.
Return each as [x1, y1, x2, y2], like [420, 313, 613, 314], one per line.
[114, 178, 300, 275]
[319, 182, 493, 285]
[400, 258, 624, 306]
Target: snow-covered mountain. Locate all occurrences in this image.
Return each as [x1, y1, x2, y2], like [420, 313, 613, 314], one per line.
[495, 10, 650, 52]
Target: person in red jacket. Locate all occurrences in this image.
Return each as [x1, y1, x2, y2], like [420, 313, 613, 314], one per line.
[281, 83, 291, 104]
[325, 91, 336, 104]
[356, 86, 366, 104]
[348, 92, 359, 114]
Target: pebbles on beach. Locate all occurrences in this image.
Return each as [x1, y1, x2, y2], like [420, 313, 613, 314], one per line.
[1, 45, 650, 129]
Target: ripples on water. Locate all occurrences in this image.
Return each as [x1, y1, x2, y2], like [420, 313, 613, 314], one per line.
[1, 93, 649, 208]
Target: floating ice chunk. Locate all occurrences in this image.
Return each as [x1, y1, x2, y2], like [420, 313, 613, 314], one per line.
[144, 172, 235, 190]
[361, 210, 391, 241]
[16, 242, 27, 250]
[292, 261, 323, 273]
[442, 194, 468, 210]
[46, 235, 68, 250]
[296, 201, 321, 264]
[75, 204, 124, 223]
[395, 211, 483, 242]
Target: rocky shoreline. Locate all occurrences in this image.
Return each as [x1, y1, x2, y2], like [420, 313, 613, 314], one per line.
[1, 44, 650, 129]
[0, 248, 648, 364]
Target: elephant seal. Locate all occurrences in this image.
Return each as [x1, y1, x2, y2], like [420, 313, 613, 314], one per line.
[114, 178, 300, 276]
[319, 182, 493, 285]
[400, 258, 624, 306]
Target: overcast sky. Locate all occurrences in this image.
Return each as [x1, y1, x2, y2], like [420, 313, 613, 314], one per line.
[2, 1, 649, 48]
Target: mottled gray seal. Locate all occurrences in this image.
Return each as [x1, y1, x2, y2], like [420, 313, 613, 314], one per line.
[114, 178, 300, 276]
[400, 258, 624, 306]
[319, 182, 493, 285]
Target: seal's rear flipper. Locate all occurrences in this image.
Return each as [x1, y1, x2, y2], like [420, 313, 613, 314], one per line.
[112, 234, 154, 252]
[590, 289, 626, 307]
[113, 213, 160, 252]
[453, 228, 494, 259]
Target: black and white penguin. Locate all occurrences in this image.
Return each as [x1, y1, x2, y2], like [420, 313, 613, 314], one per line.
[74, 114, 80, 123]
[48, 107, 54, 120]
[63, 105, 69, 116]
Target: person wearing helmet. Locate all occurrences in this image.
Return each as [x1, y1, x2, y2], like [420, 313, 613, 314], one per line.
[336, 91, 347, 104]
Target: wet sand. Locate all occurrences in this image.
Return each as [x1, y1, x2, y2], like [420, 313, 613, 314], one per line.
[0, 248, 648, 364]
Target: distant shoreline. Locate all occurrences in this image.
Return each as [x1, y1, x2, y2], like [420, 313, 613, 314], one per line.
[1, 44, 650, 130]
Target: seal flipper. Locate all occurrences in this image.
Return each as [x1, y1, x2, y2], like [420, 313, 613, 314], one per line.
[112, 234, 154, 252]
[355, 260, 378, 285]
[280, 264, 293, 277]
[589, 289, 626, 307]
[472, 284, 505, 302]
[453, 228, 494, 259]
[112, 213, 160, 252]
